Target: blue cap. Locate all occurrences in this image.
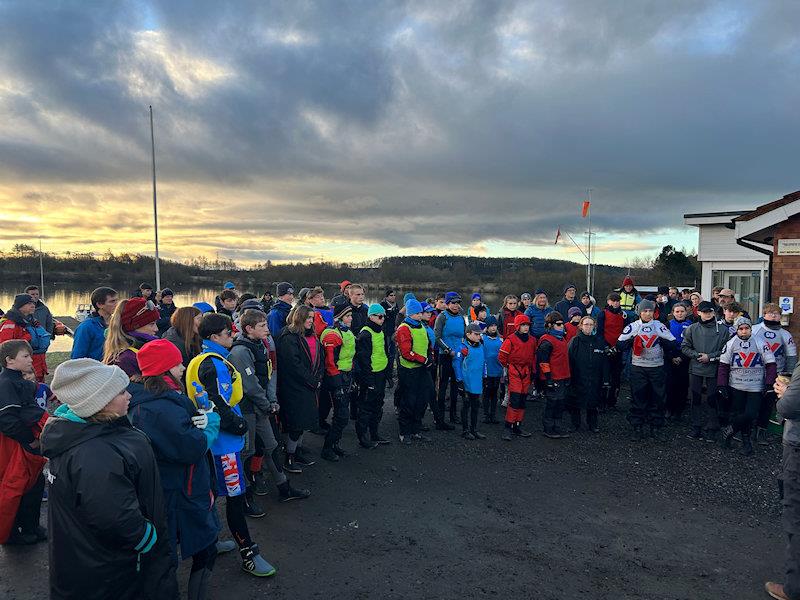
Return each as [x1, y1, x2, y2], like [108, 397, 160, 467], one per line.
[444, 291, 462, 304]
[403, 292, 416, 303]
[193, 302, 215, 314]
[484, 315, 498, 328]
[420, 302, 433, 313]
[367, 303, 386, 316]
[405, 299, 424, 315]
[471, 293, 481, 300]
[223, 281, 235, 290]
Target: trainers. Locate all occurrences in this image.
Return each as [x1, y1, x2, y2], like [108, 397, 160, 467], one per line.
[321, 447, 339, 462]
[294, 447, 316, 466]
[502, 429, 512, 441]
[687, 428, 703, 441]
[370, 434, 391, 445]
[721, 425, 735, 448]
[216, 539, 237, 553]
[462, 431, 476, 440]
[244, 497, 266, 518]
[765, 581, 790, 600]
[398, 434, 412, 445]
[284, 455, 303, 474]
[555, 429, 572, 439]
[472, 431, 487, 440]
[411, 433, 431, 442]
[251, 473, 270, 496]
[240, 544, 276, 577]
[435, 422, 455, 431]
[278, 481, 310, 502]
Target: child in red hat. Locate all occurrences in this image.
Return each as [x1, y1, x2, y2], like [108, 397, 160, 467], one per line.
[498, 314, 537, 441]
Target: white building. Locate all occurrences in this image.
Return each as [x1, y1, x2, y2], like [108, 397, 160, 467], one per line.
[684, 210, 769, 317]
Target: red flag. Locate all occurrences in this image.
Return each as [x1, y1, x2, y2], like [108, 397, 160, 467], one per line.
[582, 201, 590, 218]
[554, 227, 561, 245]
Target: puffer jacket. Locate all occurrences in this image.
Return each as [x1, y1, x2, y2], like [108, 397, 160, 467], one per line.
[681, 317, 731, 377]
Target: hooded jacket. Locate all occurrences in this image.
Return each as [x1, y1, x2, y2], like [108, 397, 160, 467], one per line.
[275, 327, 323, 431]
[229, 335, 272, 415]
[33, 300, 55, 336]
[267, 300, 292, 337]
[680, 317, 731, 377]
[778, 367, 800, 447]
[70, 314, 107, 361]
[127, 383, 220, 561]
[568, 331, 609, 399]
[40, 406, 176, 600]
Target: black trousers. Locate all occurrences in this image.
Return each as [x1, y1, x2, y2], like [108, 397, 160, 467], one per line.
[542, 381, 568, 432]
[604, 352, 623, 408]
[461, 392, 480, 432]
[567, 387, 600, 430]
[427, 363, 443, 423]
[324, 372, 352, 448]
[398, 366, 431, 435]
[782, 444, 800, 599]
[627, 365, 666, 427]
[483, 376, 501, 419]
[437, 356, 459, 420]
[15, 472, 44, 534]
[758, 391, 778, 430]
[689, 374, 720, 432]
[729, 388, 761, 436]
[357, 369, 387, 438]
[666, 359, 690, 417]
[318, 389, 332, 427]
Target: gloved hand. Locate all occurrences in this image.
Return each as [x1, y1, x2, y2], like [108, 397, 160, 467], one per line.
[604, 346, 618, 357]
[334, 386, 348, 403]
[545, 379, 557, 391]
[270, 402, 280, 414]
[456, 380, 465, 395]
[718, 386, 729, 401]
[192, 411, 209, 430]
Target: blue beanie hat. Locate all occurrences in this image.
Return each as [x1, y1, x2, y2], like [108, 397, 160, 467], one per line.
[367, 303, 386, 317]
[472, 293, 481, 300]
[193, 302, 215, 314]
[420, 302, 433, 313]
[484, 315, 498, 328]
[403, 292, 416, 303]
[444, 291, 462, 304]
[405, 298, 423, 315]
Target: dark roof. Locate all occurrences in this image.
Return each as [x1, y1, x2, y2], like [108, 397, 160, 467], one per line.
[683, 210, 746, 219]
[734, 190, 800, 222]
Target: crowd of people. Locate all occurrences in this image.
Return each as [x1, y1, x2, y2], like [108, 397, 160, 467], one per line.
[2, 275, 800, 599]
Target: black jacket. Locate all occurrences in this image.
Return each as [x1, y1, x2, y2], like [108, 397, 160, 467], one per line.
[380, 300, 400, 337]
[156, 303, 177, 337]
[567, 332, 610, 400]
[40, 411, 177, 600]
[162, 326, 197, 367]
[197, 356, 248, 437]
[350, 303, 369, 334]
[276, 328, 323, 431]
[0, 368, 41, 451]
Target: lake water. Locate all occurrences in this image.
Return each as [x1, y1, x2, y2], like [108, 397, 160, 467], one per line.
[1, 283, 501, 353]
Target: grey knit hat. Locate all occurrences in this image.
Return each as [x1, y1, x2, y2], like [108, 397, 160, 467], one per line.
[637, 299, 656, 314]
[51, 359, 130, 418]
[735, 316, 752, 330]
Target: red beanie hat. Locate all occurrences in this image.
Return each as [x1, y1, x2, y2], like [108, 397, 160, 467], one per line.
[136, 339, 183, 377]
[622, 276, 634, 287]
[514, 314, 531, 327]
[121, 297, 160, 332]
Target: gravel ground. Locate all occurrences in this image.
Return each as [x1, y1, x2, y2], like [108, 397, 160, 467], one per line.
[0, 384, 786, 600]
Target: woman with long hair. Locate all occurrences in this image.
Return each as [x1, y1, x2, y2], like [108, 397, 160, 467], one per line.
[276, 305, 323, 473]
[163, 306, 203, 367]
[102, 298, 160, 379]
[129, 339, 221, 600]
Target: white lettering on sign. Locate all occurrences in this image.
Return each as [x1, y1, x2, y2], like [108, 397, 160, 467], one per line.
[778, 239, 800, 255]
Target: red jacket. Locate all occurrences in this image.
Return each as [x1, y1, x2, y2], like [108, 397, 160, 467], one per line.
[565, 322, 579, 343]
[321, 329, 344, 376]
[498, 332, 537, 393]
[0, 317, 31, 345]
[499, 308, 521, 339]
[538, 333, 570, 381]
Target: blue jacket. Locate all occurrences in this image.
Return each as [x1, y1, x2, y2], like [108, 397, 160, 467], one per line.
[453, 340, 486, 395]
[669, 318, 693, 346]
[267, 300, 292, 337]
[423, 324, 436, 350]
[127, 382, 221, 561]
[524, 305, 554, 338]
[435, 310, 466, 354]
[482, 333, 504, 377]
[70, 315, 106, 360]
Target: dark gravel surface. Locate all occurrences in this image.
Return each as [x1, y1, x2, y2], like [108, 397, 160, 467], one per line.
[0, 385, 786, 599]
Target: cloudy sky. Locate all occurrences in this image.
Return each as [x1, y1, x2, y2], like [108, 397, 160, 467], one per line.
[1, 1, 798, 266]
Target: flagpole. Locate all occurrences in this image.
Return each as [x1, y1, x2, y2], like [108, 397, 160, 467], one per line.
[39, 237, 45, 301]
[149, 105, 161, 291]
[586, 188, 592, 295]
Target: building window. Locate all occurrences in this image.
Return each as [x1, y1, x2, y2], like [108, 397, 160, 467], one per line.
[711, 270, 762, 317]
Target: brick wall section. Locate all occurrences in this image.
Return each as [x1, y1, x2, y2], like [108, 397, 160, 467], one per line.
[772, 215, 800, 342]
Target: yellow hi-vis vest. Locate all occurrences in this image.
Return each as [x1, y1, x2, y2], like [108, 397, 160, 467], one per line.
[321, 327, 356, 372]
[185, 352, 243, 409]
[397, 322, 429, 369]
[360, 327, 388, 372]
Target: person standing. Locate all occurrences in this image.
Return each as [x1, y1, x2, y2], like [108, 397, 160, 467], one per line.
[434, 292, 466, 424]
[482, 316, 503, 424]
[616, 276, 642, 321]
[348, 284, 369, 333]
[267, 282, 294, 336]
[354, 304, 392, 447]
[616, 299, 677, 440]
[718, 317, 776, 456]
[524, 289, 553, 338]
[681, 301, 730, 441]
[71, 287, 118, 361]
[596, 292, 630, 411]
[665, 303, 693, 422]
[567, 316, 609, 433]
[380, 289, 400, 382]
[25, 285, 54, 380]
[499, 314, 537, 441]
[579, 291, 601, 320]
[554, 284, 582, 319]
[162, 306, 203, 367]
[538, 312, 572, 438]
[156, 288, 177, 337]
[496, 295, 522, 339]
[453, 323, 487, 440]
[766, 371, 800, 600]
[395, 299, 434, 444]
[42, 359, 178, 599]
[0, 294, 51, 382]
[102, 298, 160, 379]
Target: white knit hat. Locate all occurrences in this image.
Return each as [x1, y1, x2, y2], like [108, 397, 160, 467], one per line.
[51, 358, 131, 418]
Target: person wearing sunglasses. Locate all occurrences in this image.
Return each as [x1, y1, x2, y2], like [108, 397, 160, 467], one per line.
[538, 312, 572, 438]
[354, 304, 391, 449]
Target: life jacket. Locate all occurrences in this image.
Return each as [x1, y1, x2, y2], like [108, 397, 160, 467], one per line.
[322, 327, 356, 372]
[231, 336, 273, 388]
[539, 333, 570, 381]
[360, 327, 389, 372]
[602, 308, 625, 347]
[0, 316, 50, 353]
[397, 321, 428, 369]
[619, 290, 637, 313]
[500, 308, 520, 338]
[185, 352, 243, 409]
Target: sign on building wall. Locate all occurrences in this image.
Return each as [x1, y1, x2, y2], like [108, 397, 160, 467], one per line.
[778, 239, 800, 255]
[780, 297, 794, 314]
